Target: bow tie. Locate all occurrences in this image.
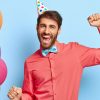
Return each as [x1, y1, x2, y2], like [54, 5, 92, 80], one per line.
[42, 46, 57, 56]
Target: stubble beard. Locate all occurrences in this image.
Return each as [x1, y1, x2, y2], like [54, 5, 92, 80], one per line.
[37, 32, 58, 49]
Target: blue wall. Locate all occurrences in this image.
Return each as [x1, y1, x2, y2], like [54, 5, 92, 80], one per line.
[0, 0, 100, 100]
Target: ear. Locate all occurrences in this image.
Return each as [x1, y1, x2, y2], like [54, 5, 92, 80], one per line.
[58, 27, 61, 35]
[36, 24, 38, 31]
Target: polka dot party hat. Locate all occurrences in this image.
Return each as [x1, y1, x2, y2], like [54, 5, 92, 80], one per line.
[36, 0, 48, 15]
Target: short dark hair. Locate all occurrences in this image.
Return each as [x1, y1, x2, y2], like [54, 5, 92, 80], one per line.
[37, 10, 63, 29]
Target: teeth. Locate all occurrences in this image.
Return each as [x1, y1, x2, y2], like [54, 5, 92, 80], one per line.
[43, 37, 50, 39]
[43, 36, 50, 39]
[41, 35, 51, 45]
[43, 37, 48, 39]
[43, 38, 50, 41]
[42, 37, 51, 44]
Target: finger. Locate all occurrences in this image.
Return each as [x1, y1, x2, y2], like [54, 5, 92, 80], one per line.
[12, 86, 17, 90]
[92, 14, 98, 21]
[88, 16, 94, 22]
[95, 14, 99, 20]
[89, 15, 96, 21]
[8, 87, 18, 99]
[98, 14, 100, 19]
[10, 87, 17, 93]
[8, 90, 16, 98]
[93, 14, 98, 20]
[11, 89, 18, 96]
[8, 92, 14, 99]
[95, 13, 100, 19]
[16, 88, 22, 94]
[9, 86, 16, 93]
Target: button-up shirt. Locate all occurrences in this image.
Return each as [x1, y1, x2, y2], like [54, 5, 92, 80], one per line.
[21, 41, 100, 100]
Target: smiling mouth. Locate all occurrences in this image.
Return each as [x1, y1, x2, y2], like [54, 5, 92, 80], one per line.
[42, 35, 51, 44]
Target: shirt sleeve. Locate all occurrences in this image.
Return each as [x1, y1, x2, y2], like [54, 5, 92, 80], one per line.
[74, 42, 100, 68]
[21, 61, 35, 100]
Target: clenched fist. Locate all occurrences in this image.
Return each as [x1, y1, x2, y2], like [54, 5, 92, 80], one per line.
[88, 13, 100, 27]
[7, 86, 22, 100]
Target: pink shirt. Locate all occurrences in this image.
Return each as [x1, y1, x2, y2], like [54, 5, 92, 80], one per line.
[21, 41, 100, 100]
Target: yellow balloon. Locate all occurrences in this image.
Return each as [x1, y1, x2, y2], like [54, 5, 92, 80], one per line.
[0, 12, 3, 29]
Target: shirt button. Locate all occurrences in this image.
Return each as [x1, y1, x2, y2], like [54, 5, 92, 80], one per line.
[54, 93, 56, 95]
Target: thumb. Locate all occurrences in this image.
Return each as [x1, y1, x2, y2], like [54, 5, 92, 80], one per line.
[88, 16, 94, 23]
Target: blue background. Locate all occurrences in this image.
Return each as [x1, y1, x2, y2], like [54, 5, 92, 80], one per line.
[0, 0, 100, 100]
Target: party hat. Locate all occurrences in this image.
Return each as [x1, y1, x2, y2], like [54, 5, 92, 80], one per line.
[36, 0, 48, 15]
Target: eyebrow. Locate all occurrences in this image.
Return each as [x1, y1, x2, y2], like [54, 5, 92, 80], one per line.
[49, 25, 56, 28]
[39, 23, 56, 27]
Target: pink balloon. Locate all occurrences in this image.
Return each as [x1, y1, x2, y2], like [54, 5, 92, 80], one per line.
[0, 12, 7, 85]
[0, 58, 7, 85]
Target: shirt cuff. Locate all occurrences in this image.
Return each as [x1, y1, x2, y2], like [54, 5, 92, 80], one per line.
[21, 93, 33, 100]
[97, 27, 100, 33]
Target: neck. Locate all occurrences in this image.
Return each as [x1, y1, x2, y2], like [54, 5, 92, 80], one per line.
[40, 40, 58, 50]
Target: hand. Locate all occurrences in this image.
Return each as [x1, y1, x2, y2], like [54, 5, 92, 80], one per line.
[88, 13, 100, 28]
[7, 86, 22, 100]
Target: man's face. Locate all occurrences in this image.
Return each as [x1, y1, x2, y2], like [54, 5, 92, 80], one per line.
[37, 18, 60, 49]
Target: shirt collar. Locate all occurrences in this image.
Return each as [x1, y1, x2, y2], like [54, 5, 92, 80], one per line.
[25, 41, 62, 63]
[40, 41, 61, 56]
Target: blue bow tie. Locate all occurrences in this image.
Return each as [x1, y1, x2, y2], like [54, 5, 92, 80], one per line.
[42, 46, 57, 56]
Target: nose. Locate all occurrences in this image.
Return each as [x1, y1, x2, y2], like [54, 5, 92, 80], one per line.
[44, 27, 50, 34]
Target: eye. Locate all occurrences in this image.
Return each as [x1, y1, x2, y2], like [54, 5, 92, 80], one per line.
[50, 25, 56, 29]
[40, 24, 46, 28]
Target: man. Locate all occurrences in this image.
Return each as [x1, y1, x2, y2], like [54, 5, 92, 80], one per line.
[8, 11, 100, 100]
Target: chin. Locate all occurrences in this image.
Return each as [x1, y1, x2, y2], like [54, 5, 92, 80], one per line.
[42, 45, 51, 49]
[40, 39, 56, 49]
[41, 43, 52, 49]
